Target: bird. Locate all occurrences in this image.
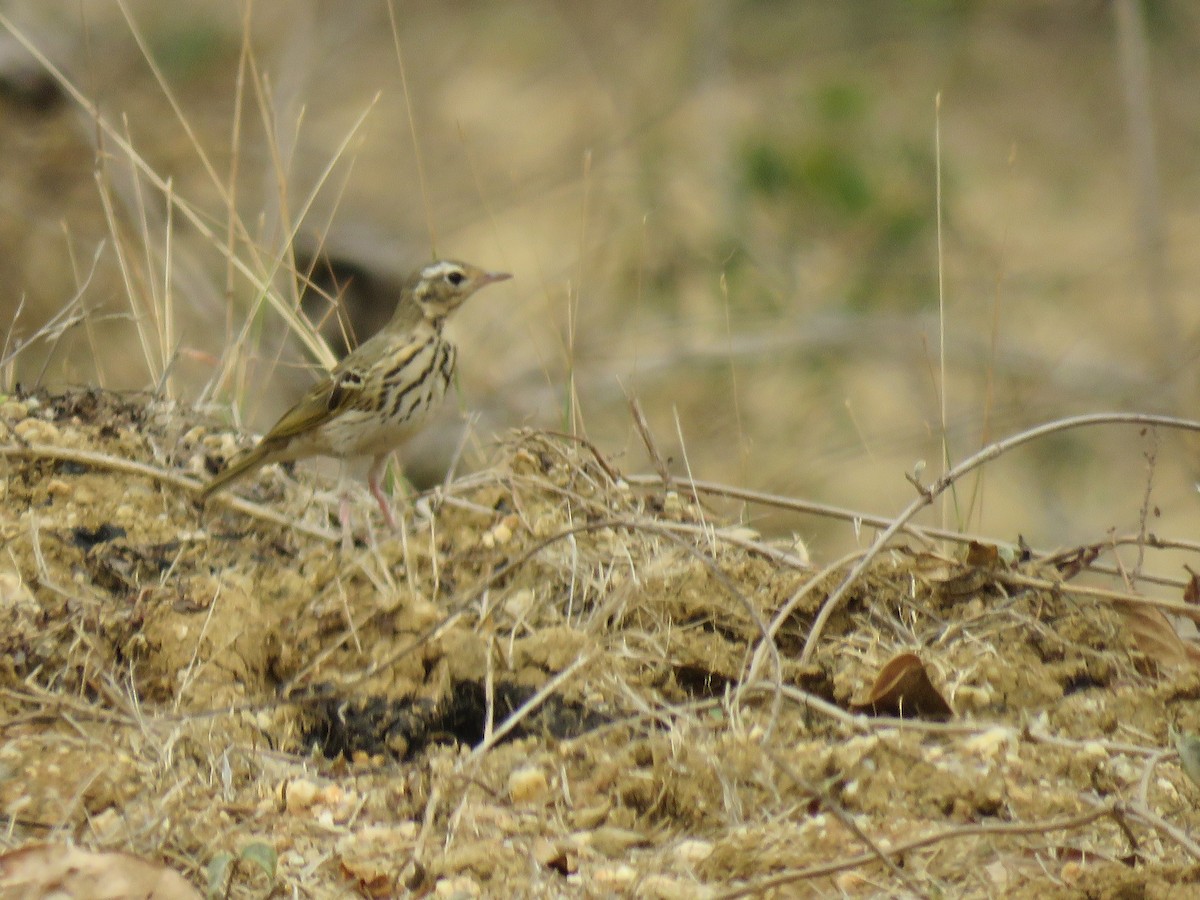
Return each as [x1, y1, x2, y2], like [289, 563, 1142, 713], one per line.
[200, 258, 510, 532]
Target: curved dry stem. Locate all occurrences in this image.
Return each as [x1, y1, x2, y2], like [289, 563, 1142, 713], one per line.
[287, 515, 782, 719]
[1120, 800, 1200, 861]
[0, 442, 338, 542]
[801, 412, 1200, 664]
[763, 745, 919, 891]
[739, 549, 867, 711]
[469, 653, 592, 758]
[997, 570, 1200, 622]
[625, 473, 1200, 590]
[715, 804, 1118, 899]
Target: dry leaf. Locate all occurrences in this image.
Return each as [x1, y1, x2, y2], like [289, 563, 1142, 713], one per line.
[0, 844, 199, 899]
[965, 540, 1000, 567]
[1049, 544, 1102, 579]
[533, 838, 578, 876]
[851, 653, 953, 720]
[338, 859, 394, 900]
[926, 565, 990, 599]
[1184, 567, 1200, 606]
[1117, 601, 1200, 671]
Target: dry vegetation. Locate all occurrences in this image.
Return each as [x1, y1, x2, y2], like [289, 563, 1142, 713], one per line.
[4, 388, 1200, 898]
[2, 2, 1200, 898]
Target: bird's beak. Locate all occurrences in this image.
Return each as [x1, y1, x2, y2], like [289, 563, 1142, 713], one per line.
[479, 270, 512, 287]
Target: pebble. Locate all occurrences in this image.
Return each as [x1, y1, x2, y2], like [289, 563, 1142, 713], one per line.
[0, 400, 28, 421]
[591, 864, 636, 891]
[674, 839, 714, 864]
[508, 766, 550, 804]
[14, 417, 59, 443]
[284, 778, 320, 813]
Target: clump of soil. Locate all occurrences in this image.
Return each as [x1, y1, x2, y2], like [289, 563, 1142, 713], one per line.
[1, 387, 1199, 897]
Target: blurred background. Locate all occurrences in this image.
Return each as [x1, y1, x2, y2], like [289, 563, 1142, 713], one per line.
[1, 1, 1197, 563]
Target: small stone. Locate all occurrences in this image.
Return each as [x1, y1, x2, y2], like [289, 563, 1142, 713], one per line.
[961, 727, 1015, 759]
[0, 400, 28, 421]
[592, 864, 636, 891]
[674, 839, 714, 864]
[503, 589, 536, 620]
[88, 807, 123, 844]
[45, 478, 72, 498]
[508, 766, 549, 804]
[481, 516, 516, 549]
[14, 417, 59, 444]
[581, 826, 648, 858]
[316, 784, 345, 806]
[0, 572, 34, 609]
[835, 871, 868, 892]
[284, 779, 320, 813]
[641, 874, 697, 900]
[434, 875, 481, 897]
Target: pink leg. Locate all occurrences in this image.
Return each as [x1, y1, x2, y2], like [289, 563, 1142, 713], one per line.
[367, 454, 398, 529]
[338, 493, 354, 552]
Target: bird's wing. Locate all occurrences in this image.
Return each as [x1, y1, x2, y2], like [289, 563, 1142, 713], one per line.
[259, 352, 373, 442]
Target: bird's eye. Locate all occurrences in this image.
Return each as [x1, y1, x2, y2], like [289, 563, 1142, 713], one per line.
[446, 270, 466, 286]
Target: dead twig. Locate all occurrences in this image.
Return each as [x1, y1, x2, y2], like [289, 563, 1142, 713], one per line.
[0, 442, 338, 542]
[763, 746, 920, 893]
[801, 413, 1200, 663]
[626, 391, 672, 489]
[469, 654, 592, 757]
[713, 804, 1117, 899]
[996, 570, 1200, 624]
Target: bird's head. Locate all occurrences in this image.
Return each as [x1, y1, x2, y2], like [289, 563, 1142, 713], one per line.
[409, 259, 511, 322]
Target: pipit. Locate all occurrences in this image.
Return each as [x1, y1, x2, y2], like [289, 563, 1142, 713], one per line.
[200, 259, 510, 531]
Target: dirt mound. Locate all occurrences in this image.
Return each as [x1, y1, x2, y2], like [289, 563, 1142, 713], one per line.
[1, 387, 1198, 897]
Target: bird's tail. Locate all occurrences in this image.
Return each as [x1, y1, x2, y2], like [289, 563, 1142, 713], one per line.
[198, 443, 277, 503]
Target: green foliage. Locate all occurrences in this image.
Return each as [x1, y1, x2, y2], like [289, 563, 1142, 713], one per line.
[735, 80, 938, 310]
[206, 853, 233, 899]
[151, 22, 228, 80]
[814, 81, 870, 124]
[742, 141, 793, 200]
[206, 842, 277, 899]
[239, 842, 278, 880]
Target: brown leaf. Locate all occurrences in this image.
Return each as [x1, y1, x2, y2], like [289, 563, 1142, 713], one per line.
[965, 540, 1000, 568]
[533, 838, 578, 876]
[0, 844, 200, 899]
[1183, 567, 1200, 606]
[338, 859, 394, 900]
[851, 653, 954, 720]
[1050, 544, 1102, 579]
[925, 565, 990, 599]
[1117, 601, 1200, 671]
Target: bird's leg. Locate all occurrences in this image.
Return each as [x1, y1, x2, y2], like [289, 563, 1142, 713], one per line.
[367, 453, 399, 530]
[337, 460, 355, 552]
[338, 497, 354, 553]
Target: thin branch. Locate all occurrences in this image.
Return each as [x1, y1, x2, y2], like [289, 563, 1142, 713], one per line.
[469, 654, 592, 757]
[620, 474, 1196, 589]
[713, 805, 1117, 899]
[0, 442, 336, 542]
[801, 413, 1200, 663]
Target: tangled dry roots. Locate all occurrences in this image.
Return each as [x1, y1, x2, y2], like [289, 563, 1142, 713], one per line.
[0, 389, 1194, 896]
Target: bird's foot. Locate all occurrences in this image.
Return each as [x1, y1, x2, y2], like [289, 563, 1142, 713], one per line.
[338, 495, 355, 553]
[368, 472, 399, 530]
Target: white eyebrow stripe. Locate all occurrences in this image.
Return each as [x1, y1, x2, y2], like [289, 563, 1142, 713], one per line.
[420, 261, 463, 280]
